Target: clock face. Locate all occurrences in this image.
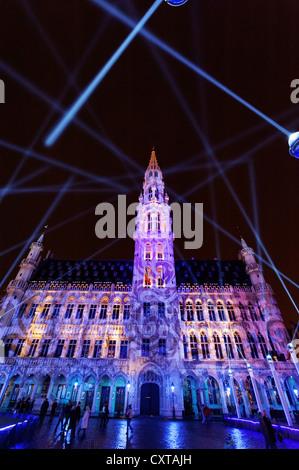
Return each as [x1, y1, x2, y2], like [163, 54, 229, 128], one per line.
[165, 0, 189, 6]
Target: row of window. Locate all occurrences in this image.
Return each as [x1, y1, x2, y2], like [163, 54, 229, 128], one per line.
[5, 337, 167, 359]
[182, 331, 272, 361]
[17, 302, 131, 321]
[144, 266, 165, 287]
[144, 242, 163, 260]
[180, 300, 260, 322]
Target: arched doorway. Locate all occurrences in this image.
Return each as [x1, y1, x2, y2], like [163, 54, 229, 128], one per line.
[183, 376, 197, 417]
[140, 383, 160, 416]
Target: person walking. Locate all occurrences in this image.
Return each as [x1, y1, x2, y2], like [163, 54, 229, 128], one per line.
[49, 399, 58, 423]
[68, 405, 78, 439]
[204, 406, 211, 423]
[100, 401, 109, 428]
[126, 405, 133, 435]
[78, 405, 90, 438]
[39, 398, 49, 425]
[55, 403, 66, 433]
[258, 412, 272, 449]
[263, 410, 277, 449]
[63, 400, 72, 430]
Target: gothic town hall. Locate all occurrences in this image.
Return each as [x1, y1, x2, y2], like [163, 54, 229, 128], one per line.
[0, 150, 298, 424]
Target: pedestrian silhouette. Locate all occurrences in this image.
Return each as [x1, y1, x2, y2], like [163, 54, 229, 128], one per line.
[49, 399, 58, 423]
[55, 403, 66, 433]
[100, 401, 109, 428]
[39, 398, 49, 425]
[126, 404, 133, 435]
[78, 405, 90, 438]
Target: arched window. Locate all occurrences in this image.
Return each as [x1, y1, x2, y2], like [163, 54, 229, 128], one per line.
[148, 187, 153, 200]
[180, 302, 185, 321]
[186, 301, 194, 321]
[182, 334, 188, 359]
[145, 242, 152, 260]
[217, 301, 226, 321]
[248, 302, 258, 321]
[156, 213, 161, 232]
[99, 299, 108, 320]
[144, 266, 152, 287]
[200, 332, 210, 359]
[213, 333, 223, 359]
[257, 333, 267, 358]
[190, 334, 198, 360]
[245, 376, 257, 406]
[157, 243, 163, 260]
[207, 301, 216, 321]
[234, 332, 245, 359]
[239, 302, 247, 321]
[227, 301, 236, 321]
[206, 377, 219, 405]
[248, 332, 259, 358]
[195, 301, 204, 321]
[224, 334, 234, 359]
[112, 300, 121, 320]
[147, 213, 152, 232]
[157, 266, 165, 288]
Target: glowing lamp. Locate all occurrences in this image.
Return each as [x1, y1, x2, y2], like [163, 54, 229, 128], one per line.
[165, 0, 188, 6]
[127, 382, 131, 392]
[294, 389, 298, 398]
[171, 383, 175, 393]
[288, 132, 299, 158]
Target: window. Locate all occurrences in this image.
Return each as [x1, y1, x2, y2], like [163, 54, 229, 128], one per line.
[144, 266, 151, 287]
[239, 302, 247, 321]
[248, 302, 258, 321]
[28, 303, 38, 318]
[123, 303, 130, 320]
[196, 301, 204, 321]
[158, 339, 166, 356]
[99, 302, 107, 320]
[147, 213, 152, 232]
[41, 303, 50, 318]
[15, 339, 25, 356]
[186, 301, 194, 321]
[143, 302, 151, 317]
[81, 340, 90, 358]
[5, 339, 13, 357]
[217, 302, 226, 321]
[234, 333, 245, 359]
[18, 303, 28, 317]
[157, 243, 163, 260]
[213, 333, 223, 359]
[149, 187, 153, 200]
[258, 333, 267, 358]
[89, 304, 97, 319]
[190, 334, 198, 360]
[65, 303, 74, 319]
[158, 302, 165, 318]
[183, 334, 188, 359]
[227, 301, 236, 321]
[180, 303, 185, 321]
[200, 332, 210, 359]
[40, 339, 51, 357]
[156, 213, 161, 231]
[28, 339, 39, 357]
[93, 339, 102, 358]
[108, 340, 116, 358]
[142, 338, 150, 357]
[54, 339, 65, 358]
[145, 243, 152, 260]
[248, 333, 259, 358]
[52, 303, 61, 319]
[224, 334, 234, 359]
[66, 340, 77, 358]
[112, 303, 120, 320]
[207, 301, 216, 321]
[157, 266, 165, 288]
[76, 304, 85, 319]
[120, 340, 128, 359]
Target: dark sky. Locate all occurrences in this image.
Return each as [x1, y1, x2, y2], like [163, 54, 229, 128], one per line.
[0, 0, 298, 328]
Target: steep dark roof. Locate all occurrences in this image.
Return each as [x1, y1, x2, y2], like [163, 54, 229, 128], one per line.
[31, 258, 134, 285]
[30, 258, 251, 288]
[174, 259, 251, 287]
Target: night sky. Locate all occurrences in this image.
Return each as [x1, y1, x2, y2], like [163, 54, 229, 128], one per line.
[0, 0, 298, 328]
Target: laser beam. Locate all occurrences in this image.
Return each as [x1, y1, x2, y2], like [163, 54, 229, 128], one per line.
[45, 0, 163, 146]
[92, 0, 291, 137]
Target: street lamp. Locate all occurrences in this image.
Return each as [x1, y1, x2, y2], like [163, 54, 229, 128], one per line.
[171, 382, 176, 419]
[126, 381, 131, 410]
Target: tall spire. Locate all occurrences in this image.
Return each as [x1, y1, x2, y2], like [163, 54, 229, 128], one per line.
[147, 147, 160, 171]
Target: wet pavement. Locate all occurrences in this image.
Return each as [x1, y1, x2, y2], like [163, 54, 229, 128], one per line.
[29, 416, 299, 450]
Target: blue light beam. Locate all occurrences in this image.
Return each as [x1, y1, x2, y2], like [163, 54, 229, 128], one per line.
[45, 0, 163, 146]
[92, 0, 291, 137]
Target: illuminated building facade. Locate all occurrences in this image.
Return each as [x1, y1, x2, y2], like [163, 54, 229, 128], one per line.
[0, 150, 298, 422]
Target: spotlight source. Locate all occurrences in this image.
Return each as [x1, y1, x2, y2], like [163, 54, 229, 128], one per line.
[288, 132, 299, 158]
[165, 0, 188, 5]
